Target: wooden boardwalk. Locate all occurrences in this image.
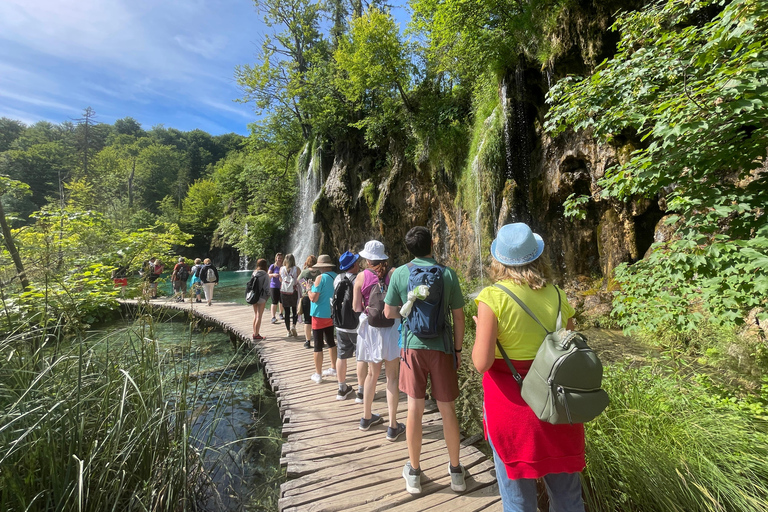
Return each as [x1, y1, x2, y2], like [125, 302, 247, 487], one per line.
[125, 298, 502, 512]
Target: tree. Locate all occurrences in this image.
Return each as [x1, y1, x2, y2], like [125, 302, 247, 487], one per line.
[335, 7, 413, 111]
[0, 118, 26, 152]
[113, 117, 146, 138]
[235, 0, 327, 139]
[0, 176, 31, 290]
[547, 0, 768, 331]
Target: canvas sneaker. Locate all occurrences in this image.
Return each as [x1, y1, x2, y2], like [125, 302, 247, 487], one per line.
[303, 340, 312, 349]
[310, 373, 322, 384]
[271, 317, 278, 324]
[359, 413, 384, 431]
[354, 391, 364, 404]
[449, 463, 467, 492]
[290, 328, 298, 337]
[336, 384, 355, 401]
[386, 422, 406, 442]
[279, 313, 285, 320]
[402, 462, 422, 494]
[321, 367, 336, 377]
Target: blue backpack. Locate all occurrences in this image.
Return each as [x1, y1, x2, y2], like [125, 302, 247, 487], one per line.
[405, 263, 445, 338]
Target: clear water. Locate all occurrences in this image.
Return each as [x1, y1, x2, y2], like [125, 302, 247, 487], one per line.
[161, 271, 255, 305]
[92, 316, 282, 511]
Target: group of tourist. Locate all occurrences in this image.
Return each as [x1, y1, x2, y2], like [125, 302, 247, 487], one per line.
[133, 256, 220, 306]
[248, 222, 585, 510]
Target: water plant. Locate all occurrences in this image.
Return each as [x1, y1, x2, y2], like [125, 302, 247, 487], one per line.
[0, 307, 278, 511]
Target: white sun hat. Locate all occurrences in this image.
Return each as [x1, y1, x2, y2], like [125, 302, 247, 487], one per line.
[359, 240, 388, 261]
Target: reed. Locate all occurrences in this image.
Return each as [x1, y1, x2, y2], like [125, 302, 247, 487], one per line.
[0, 310, 210, 511]
[582, 362, 768, 512]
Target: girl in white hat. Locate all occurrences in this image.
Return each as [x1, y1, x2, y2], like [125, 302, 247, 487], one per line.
[353, 240, 405, 440]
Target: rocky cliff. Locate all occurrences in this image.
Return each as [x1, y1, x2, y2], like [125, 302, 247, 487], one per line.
[307, 0, 662, 285]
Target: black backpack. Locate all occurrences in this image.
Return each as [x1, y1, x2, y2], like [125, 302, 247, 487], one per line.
[176, 264, 189, 281]
[332, 275, 359, 329]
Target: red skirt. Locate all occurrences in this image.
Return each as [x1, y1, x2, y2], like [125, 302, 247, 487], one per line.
[483, 359, 585, 480]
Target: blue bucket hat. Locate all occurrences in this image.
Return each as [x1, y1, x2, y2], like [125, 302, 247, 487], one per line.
[338, 251, 360, 271]
[490, 223, 544, 267]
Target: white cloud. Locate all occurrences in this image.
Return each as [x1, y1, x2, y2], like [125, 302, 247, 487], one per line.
[174, 35, 228, 60]
[0, 0, 269, 133]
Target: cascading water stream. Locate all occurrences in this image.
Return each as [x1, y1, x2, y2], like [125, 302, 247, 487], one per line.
[288, 146, 321, 266]
[501, 63, 533, 225]
[238, 223, 250, 271]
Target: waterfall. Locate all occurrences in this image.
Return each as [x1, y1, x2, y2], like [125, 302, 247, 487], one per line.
[288, 146, 321, 266]
[471, 111, 496, 283]
[238, 224, 250, 271]
[502, 62, 532, 224]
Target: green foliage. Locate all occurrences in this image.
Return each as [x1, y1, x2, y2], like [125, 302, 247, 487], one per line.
[547, 0, 768, 331]
[0, 208, 190, 332]
[181, 179, 223, 236]
[0, 319, 211, 511]
[410, 0, 573, 82]
[456, 74, 504, 246]
[213, 149, 294, 259]
[583, 362, 768, 511]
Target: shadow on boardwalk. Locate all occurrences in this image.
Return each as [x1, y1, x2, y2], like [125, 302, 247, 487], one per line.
[122, 298, 502, 512]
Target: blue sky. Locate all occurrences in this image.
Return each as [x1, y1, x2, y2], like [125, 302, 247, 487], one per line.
[0, 0, 411, 136]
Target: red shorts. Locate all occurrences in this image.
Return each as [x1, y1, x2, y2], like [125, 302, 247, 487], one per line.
[312, 317, 333, 330]
[399, 348, 459, 402]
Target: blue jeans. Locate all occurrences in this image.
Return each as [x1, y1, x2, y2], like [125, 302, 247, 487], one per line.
[489, 438, 585, 512]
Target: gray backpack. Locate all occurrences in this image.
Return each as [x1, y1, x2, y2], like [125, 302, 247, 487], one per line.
[494, 284, 609, 425]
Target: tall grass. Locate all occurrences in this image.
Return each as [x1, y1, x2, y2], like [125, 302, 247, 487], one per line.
[0, 311, 209, 511]
[583, 362, 768, 512]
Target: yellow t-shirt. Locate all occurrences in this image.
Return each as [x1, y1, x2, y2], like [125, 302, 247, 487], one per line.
[475, 281, 575, 360]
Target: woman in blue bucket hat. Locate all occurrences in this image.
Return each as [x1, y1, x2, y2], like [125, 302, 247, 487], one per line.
[472, 223, 585, 512]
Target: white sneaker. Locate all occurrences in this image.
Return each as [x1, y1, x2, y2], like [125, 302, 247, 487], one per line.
[321, 368, 336, 377]
[310, 373, 322, 384]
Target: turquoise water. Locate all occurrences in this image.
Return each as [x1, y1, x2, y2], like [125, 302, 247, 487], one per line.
[161, 270, 255, 304]
[93, 315, 282, 510]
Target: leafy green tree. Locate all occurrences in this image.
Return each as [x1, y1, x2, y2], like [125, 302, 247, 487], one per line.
[547, 0, 768, 331]
[0, 176, 31, 290]
[113, 116, 146, 138]
[235, 0, 327, 139]
[410, 0, 571, 82]
[0, 141, 74, 217]
[334, 7, 414, 146]
[213, 150, 294, 258]
[0, 118, 26, 152]
[180, 179, 223, 238]
[335, 7, 413, 110]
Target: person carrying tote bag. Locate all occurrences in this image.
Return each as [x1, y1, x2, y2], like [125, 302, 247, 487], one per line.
[472, 223, 586, 512]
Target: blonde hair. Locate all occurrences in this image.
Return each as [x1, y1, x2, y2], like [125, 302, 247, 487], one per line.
[194, 258, 202, 265]
[204, 258, 211, 265]
[490, 255, 553, 290]
[283, 253, 296, 269]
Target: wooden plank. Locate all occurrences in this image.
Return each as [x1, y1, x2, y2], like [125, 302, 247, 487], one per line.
[123, 298, 502, 512]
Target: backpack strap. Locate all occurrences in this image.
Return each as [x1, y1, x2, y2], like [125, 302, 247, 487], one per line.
[492, 284, 563, 388]
[496, 341, 524, 388]
[493, 284, 562, 335]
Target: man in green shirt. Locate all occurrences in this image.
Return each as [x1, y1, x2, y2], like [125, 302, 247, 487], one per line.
[384, 226, 466, 495]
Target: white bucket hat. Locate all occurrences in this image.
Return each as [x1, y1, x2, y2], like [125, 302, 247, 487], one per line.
[490, 223, 544, 267]
[359, 240, 388, 261]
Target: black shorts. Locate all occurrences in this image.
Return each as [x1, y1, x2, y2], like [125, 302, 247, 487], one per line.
[313, 326, 336, 353]
[270, 287, 281, 305]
